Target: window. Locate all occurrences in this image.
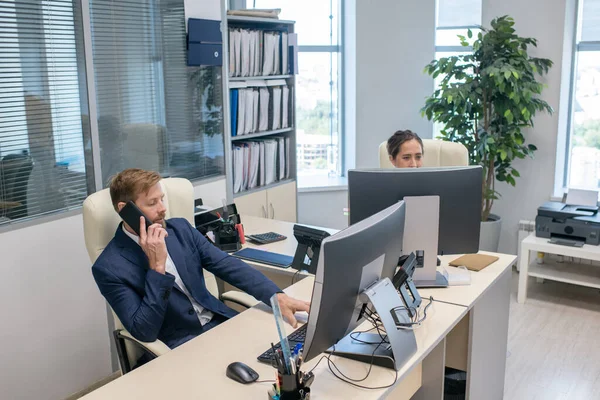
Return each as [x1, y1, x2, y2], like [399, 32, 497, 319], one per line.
[563, 0, 600, 191]
[252, 0, 342, 177]
[0, 0, 91, 225]
[0, 0, 227, 228]
[434, 0, 482, 137]
[89, 0, 225, 187]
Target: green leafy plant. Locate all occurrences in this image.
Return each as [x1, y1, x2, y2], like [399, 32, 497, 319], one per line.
[422, 16, 553, 221]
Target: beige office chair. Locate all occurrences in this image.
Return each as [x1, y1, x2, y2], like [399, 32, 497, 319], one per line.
[82, 177, 258, 374]
[379, 139, 469, 168]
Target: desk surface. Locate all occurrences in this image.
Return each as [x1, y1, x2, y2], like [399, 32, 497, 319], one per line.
[83, 217, 510, 399]
[243, 216, 516, 309]
[82, 277, 467, 400]
[419, 253, 516, 309]
[239, 216, 338, 278]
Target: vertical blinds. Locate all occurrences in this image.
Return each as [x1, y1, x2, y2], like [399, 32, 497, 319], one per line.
[581, 0, 600, 42]
[437, 0, 482, 28]
[89, 0, 224, 187]
[0, 0, 90, 225]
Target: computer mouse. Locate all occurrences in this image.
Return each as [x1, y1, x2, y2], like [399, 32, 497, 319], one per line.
[226, 361, 259, 384]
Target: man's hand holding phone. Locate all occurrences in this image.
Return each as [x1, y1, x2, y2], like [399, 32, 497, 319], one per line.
[139, 216, 169, 275]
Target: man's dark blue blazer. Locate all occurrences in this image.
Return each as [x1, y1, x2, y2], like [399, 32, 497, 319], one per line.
[92, 218, 280, 349]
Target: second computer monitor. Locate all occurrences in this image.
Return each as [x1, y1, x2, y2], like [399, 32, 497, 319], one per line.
[302, 200, 406, 364]
[348, 166, 482, 255]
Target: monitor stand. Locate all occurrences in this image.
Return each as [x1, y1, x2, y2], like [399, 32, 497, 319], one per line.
[325, 278, 418, 370]
[414, 270, 449, 288]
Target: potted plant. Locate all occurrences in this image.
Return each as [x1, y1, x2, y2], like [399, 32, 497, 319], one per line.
[421, 16, 553, 251]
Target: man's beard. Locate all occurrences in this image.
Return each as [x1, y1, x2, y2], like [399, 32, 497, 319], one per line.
[155, 215, 166, 228]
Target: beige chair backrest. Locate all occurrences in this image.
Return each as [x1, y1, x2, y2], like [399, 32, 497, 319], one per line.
[82, 177, 218, 364]
[378, 139, 469, 168]
[122, 124, 166, 172]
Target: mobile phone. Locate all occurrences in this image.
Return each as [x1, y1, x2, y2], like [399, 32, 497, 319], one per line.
[118, 201, 153, 236]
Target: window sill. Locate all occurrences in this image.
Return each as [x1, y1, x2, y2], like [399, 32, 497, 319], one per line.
[297, 175, 348, 193]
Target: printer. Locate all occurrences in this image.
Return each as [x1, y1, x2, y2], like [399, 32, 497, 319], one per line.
[536, 202, 600, 245]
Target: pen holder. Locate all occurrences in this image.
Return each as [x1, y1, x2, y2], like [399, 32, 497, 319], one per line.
[277, 370, 311, 400]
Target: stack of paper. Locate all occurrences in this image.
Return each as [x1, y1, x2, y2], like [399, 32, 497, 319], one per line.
[264, 140, 278, 185]
[229, 28, 287, 77]
[232, 145, 244, 193]
[232, 136, 290, 193]
[281, 86, 289, 128]
[230, 82, 290, 137]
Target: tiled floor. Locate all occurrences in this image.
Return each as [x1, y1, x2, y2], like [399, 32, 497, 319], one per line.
[505, 270, 600, 400]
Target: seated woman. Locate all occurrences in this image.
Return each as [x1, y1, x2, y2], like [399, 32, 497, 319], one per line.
[386, 130, 424, 168]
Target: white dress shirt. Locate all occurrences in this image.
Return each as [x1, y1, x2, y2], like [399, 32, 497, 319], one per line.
[122, 226, 214, 326]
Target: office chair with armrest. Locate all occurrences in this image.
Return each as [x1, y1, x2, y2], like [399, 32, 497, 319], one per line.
[379, 139, 469, 168]
[83, 177, 258, 374]
[0, 152, 34, 219]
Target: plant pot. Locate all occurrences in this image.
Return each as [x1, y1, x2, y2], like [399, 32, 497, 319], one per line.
[479, 214, 502, 252]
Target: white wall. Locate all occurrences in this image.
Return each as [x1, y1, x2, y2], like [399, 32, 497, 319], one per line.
[184, 0, 221, 23]
[193, 177, 227, 207]
[0, 214, 112, 400]
[297, 189, 349, 230]
[354, 0, 435, 169]
[482, 0, 569, 254]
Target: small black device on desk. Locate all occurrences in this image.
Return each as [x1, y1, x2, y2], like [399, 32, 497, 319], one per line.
[246, 232, 287, 245]
[392, 252, 422, 318]
[291, 224, 330, 274]
[225, 361, 259, 384]
[194, 203, 240, 232]
[195, 203, 243, 252]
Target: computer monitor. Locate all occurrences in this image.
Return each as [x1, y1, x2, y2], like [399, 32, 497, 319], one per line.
[348, 166, 482, 255]
[302, 200, 414, 366]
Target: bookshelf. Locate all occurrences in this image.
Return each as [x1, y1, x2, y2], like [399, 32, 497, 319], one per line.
[222, 14, 297, 222]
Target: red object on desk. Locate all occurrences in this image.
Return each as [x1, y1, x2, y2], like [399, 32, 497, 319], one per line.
[236, 224, 245, 244]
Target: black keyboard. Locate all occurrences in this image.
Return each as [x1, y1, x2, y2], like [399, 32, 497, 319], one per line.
[246, 232, 287, 245]
[257, 324, 307, 364]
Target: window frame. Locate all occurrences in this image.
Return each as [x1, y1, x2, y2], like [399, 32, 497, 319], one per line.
[558, 0, 600, 196]
[0, 0, 228, 232]
[433, 0, 482, 138]
[246, 0, 344, 178]
[295, 1, 344, 178]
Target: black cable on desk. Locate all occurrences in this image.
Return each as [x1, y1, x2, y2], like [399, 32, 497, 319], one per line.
[325, 333, 398, 390]
[291, 269, 303, 285]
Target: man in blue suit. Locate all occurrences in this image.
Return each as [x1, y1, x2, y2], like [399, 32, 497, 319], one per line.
[92, 169, 309, 350]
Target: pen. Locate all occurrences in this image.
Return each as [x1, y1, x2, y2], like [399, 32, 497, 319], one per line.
[271, 343, 282, 371]
[289, 354, 297, 375]
[276, 349, 288, 374]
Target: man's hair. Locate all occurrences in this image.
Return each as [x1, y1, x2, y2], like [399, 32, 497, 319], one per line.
[108, 169, 162, 211]
[386, 130, 424, 160]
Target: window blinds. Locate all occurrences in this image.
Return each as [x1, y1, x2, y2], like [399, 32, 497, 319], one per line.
[581, 0, 600, 42]
[437, 0, 482, 28]
[0, 0, 90, 224]
[89, 0, 224, 186]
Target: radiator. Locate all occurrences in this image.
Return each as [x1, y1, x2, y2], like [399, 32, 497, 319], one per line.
[517, 220, 535, 271]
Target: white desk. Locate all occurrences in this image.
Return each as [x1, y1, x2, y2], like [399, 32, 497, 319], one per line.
[82, 217, 513, 400]
[241, 216, 515, 400]
[82, 276, 469, 400]
[419, 253, 515, 400]
[223, 216, 336, 290]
